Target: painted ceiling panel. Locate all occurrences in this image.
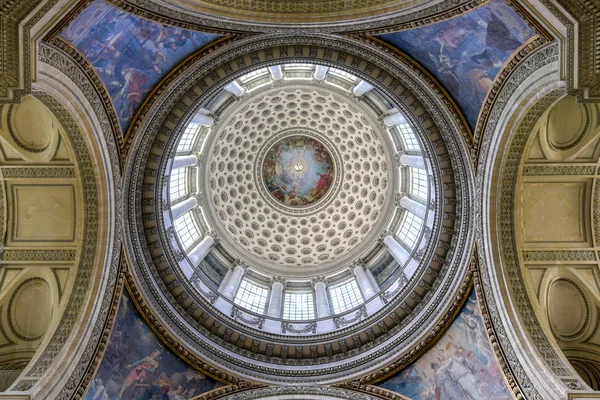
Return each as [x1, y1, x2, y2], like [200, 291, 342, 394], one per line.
[60, 0, 220, 133]
[378, 0, 535, 131]
[378, 289, 511, 399]
[83, 291, 219, 399]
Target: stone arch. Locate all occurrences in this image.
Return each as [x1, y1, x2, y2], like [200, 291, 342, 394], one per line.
[476, 41, 595, 399]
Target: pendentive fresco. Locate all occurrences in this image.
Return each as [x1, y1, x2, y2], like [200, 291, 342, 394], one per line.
[378, 289, 511, 400]
[83, 291, 221, 400]
[378, 0, 535, 131]
[60, 0, 220, 132]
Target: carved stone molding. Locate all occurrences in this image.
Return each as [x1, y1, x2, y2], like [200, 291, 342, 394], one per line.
[3, 45, 123, 399]
[193, 385, 405, 400]
[103, 0, 478, 33]
[538, 0, 600, 101]
[476, 41, 593, 399]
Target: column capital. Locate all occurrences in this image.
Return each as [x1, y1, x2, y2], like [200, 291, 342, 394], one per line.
[234, 260, 249, 272]
[378, 229, 393, 244]
[350, 259, 366, 272]
[311, 276, 327, 288]
[206, 230, 219, 241]
[271, 276, 287, 287]
[395, 192, 407, 207]
[394, 151, 405, 168]
[194, 192, 204, 207]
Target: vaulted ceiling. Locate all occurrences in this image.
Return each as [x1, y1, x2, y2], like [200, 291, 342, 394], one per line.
[1, 1, 600, 399]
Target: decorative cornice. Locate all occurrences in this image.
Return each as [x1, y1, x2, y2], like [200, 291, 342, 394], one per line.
[0, 0, 61, 102]
[101, 0, 478, 34]
[476, 40, 590, 399]
[538, 0, 600, 101]
[193, 385, 402, 400]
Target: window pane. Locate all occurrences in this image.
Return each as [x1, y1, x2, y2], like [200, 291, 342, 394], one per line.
[329, 280, 363, 314]
[328, 68, 357, 82]
[283, 292, 315, 320]
[177, 124, 200, 152]
[234, 279, 268, 313]
[169, 168, 187, 201]
[240, 67, 269, 82]
[283, 63, 314, 70]
[397, 124, 420, 151]
[397, 211, 423, 249]
[410, 167, 428, 199]
[174, 212, 200, 250]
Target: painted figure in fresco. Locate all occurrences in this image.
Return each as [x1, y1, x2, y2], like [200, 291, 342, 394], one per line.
[263, 136, 334, 207]
[462, 311, 493, 366]
[118, 349, 161, 397]
[428, 46, 461, 94]
[133, 383, 171, 400]
[90, 378, 108, 400]
[168, 386, 186, 400]
[432, 358, 480, 400]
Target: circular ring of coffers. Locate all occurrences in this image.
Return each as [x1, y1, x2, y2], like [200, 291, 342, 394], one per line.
[122, 34, 475, 384]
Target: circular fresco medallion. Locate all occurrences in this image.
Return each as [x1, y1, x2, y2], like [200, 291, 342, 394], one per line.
[262, 136, 334, 207]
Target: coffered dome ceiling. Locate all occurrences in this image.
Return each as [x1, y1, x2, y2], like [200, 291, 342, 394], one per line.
[122, 35, 474, 384]
[204, 84, 393, 274]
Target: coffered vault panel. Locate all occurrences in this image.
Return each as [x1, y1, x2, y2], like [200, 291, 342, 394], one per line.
[204, 85, 392, 272]
[0, 95, 83, 391]
[516, 95, 600, 391]
[59, 0, 220, 132]
[378, 0, 536, 131]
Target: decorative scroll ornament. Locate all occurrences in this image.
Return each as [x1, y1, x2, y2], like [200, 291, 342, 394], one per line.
[231, 308, 265, 329]
[282, 322, 317, 334]
[333, 306, 368, 329]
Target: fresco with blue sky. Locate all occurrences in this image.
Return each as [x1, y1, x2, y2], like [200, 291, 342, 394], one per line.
[61, 0, 220, 133]
[378, 289, 511, 399]
[379, 0, 535, 131]
[83, 291, 219, 400]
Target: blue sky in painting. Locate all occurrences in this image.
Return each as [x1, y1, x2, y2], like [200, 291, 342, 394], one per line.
[378, 290, 512, 400]
[379, 0, 535, 131]
[83, 292, 218, 400]
[61, 0, 220, 133]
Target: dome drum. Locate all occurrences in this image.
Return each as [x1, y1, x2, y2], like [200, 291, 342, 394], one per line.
[123, 35, 474, 384]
